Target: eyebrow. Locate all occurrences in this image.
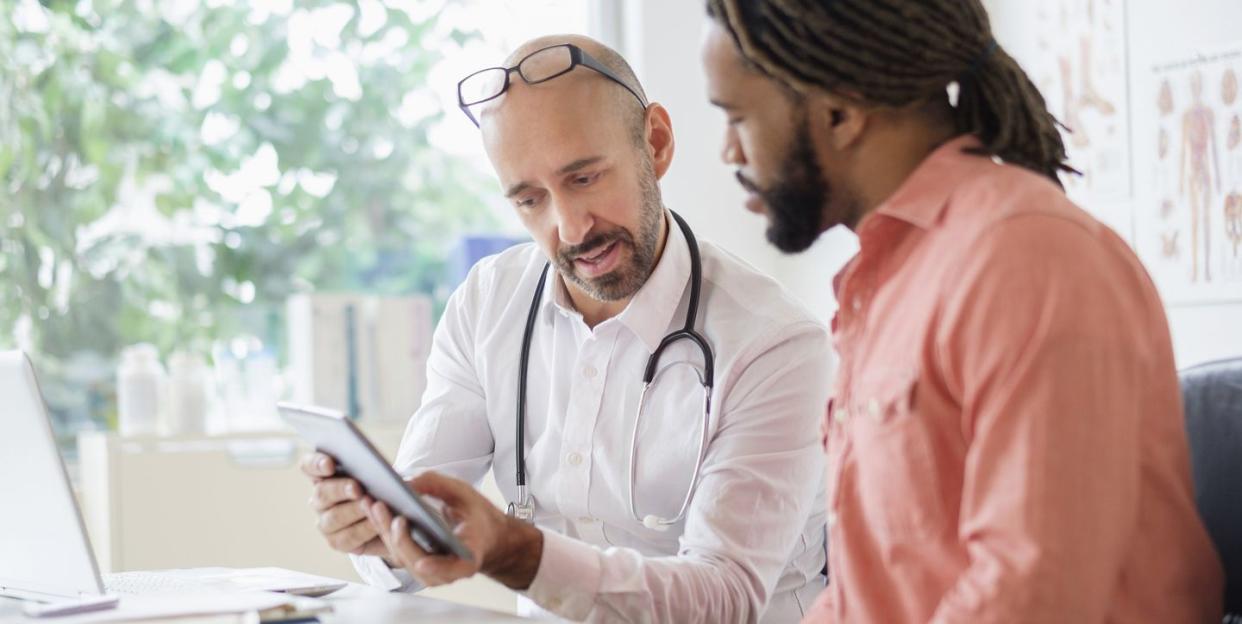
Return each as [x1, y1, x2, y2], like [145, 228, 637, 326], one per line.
[503, 156, 606, 198]
[504, 181, 531, 199]
[557, 156, 605, 175]
[709, 98, 735, 110]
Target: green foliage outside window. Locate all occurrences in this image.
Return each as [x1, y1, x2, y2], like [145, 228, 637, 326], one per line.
[0, 0, 499, 437]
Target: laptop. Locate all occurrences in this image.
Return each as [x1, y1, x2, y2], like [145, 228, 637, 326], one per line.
[0, 350, 346, 615]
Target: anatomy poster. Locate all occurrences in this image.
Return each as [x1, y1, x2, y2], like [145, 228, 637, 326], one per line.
[1028, 0, 1132, 213]
[1135, 46, 1242, 303]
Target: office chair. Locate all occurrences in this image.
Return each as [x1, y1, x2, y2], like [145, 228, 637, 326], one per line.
[1180, 357, 1242, 622]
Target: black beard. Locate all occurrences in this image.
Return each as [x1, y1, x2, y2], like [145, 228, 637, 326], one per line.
[737, 119, 828, 253]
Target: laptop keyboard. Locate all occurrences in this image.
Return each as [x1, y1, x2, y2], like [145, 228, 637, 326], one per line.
[102, 571, 202, 595]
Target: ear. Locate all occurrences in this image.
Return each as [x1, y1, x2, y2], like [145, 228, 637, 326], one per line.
[808, 92, 868, 152]
[644, 103, 676, 180]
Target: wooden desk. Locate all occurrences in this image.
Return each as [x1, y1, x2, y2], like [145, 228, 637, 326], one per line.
[0, 583, 525, 623]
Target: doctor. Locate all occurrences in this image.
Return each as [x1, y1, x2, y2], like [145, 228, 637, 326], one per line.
[299, 34, 831, 622]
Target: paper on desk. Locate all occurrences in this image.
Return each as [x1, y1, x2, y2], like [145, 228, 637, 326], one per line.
[48, 592, 290, 623]
[105, 568, 346, 597]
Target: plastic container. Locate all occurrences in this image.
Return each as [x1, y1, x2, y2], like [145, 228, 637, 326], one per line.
[166, 351, 210, 436]
[117, 344, 166, 437]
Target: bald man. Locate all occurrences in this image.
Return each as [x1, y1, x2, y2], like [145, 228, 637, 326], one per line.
[298, 35, 831, 622]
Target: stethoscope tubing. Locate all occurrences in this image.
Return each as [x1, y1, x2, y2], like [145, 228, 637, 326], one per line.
[511, 211, 714, 525]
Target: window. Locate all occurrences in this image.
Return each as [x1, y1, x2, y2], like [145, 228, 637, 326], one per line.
[0, 0, 591, 449]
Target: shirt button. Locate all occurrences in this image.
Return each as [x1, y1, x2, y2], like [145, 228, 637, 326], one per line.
[827, 511, 839, 527]
[567, 452, 584, 466]
[582, 365, 597, 379]
[867, 398, 881, 419]
[851, 297, 862, 311]
[834, 407, 850, 424]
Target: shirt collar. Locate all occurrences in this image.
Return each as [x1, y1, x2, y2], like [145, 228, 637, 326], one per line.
[617, 211, 691, 353]
[865, 133, 985, 231]
[834, 134, 986, 301]
[542, 210, 690, 354]
[546, 265, 575, 317]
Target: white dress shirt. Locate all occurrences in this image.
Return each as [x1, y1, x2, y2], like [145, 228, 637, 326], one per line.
[353, 214, 829, 623]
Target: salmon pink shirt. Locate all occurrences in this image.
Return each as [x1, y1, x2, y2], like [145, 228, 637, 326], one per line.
[805, 136, 1223, 624]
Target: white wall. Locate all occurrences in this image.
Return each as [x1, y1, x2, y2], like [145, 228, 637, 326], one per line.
[606, 0, 790, 281]
[613, 0, 1240, 369]
[606, 0, 858, 326]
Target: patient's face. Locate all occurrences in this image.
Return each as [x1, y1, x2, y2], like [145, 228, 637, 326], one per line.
[480, 76, 664, 302]
[701, 22, 830, 253]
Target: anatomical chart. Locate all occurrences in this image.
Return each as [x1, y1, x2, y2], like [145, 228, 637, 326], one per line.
[1136, 46, 1242, 303]
[1029, 0, 1132, 212]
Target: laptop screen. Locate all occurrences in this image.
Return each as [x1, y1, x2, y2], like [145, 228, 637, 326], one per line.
[0, 351, 105, 600]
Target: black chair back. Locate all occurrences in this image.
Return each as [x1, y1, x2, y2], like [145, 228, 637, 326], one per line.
[1181, 357, 1242, 618]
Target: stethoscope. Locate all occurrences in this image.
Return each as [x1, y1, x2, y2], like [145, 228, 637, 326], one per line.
[507, 211, 715, 532]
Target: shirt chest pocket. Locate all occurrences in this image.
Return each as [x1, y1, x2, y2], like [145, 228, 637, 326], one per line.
[845, 369, 946, 537]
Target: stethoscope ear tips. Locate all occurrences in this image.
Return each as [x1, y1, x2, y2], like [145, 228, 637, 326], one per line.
[643, 514, 670, 531]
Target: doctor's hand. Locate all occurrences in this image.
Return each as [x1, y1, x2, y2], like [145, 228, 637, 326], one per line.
[299, 452, 389, 560]
[363, 471, 544, 590]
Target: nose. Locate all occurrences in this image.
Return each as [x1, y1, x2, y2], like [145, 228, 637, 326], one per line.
[552, 198, 595, 247]
[721, 128, 745, 166]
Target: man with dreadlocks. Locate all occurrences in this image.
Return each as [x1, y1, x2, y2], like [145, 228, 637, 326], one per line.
[702, 1, 1223, 622]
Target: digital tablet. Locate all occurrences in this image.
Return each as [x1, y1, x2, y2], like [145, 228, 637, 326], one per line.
[278, 402, 473, 561]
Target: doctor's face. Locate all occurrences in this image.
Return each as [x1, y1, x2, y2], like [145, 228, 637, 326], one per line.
[480, 76, 668, 302]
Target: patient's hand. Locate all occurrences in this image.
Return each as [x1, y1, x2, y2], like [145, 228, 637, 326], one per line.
[364, 471, 544, 590]
[300, 452, 390, 560]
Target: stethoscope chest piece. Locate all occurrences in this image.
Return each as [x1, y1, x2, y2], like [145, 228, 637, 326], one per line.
[507, 484, 535, 523]
[507, 500, 535, 523]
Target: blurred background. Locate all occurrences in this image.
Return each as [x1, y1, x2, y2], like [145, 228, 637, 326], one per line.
[2, 0, 1240, 614]
[0, 0, 593, 452]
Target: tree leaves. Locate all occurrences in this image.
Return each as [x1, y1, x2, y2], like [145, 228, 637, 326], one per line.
[0, 0, 497, 432]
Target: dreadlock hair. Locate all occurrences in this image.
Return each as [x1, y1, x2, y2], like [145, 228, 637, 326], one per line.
[705, 0, 1078, 186]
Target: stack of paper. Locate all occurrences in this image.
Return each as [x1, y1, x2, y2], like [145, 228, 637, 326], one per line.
[49, 592, 330, 623]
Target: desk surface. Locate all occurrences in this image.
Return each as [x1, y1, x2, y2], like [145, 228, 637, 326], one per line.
[0, 584, 524, 624]
[320, 584, 524, 623]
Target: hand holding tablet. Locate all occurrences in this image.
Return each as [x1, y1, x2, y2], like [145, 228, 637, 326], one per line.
[280, 402, 473, 561]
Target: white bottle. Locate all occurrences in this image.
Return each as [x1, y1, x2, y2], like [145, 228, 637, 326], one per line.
[117, 344, 166, 437]
[166, 351, 209, 436]
[240, 348, 282, 432]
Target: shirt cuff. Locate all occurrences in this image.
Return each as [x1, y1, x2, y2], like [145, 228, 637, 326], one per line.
[350, 553, 422, 592]
[523, 529, 601, 621]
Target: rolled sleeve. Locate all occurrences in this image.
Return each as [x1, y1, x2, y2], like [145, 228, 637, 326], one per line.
[524, 529, 603, 621]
